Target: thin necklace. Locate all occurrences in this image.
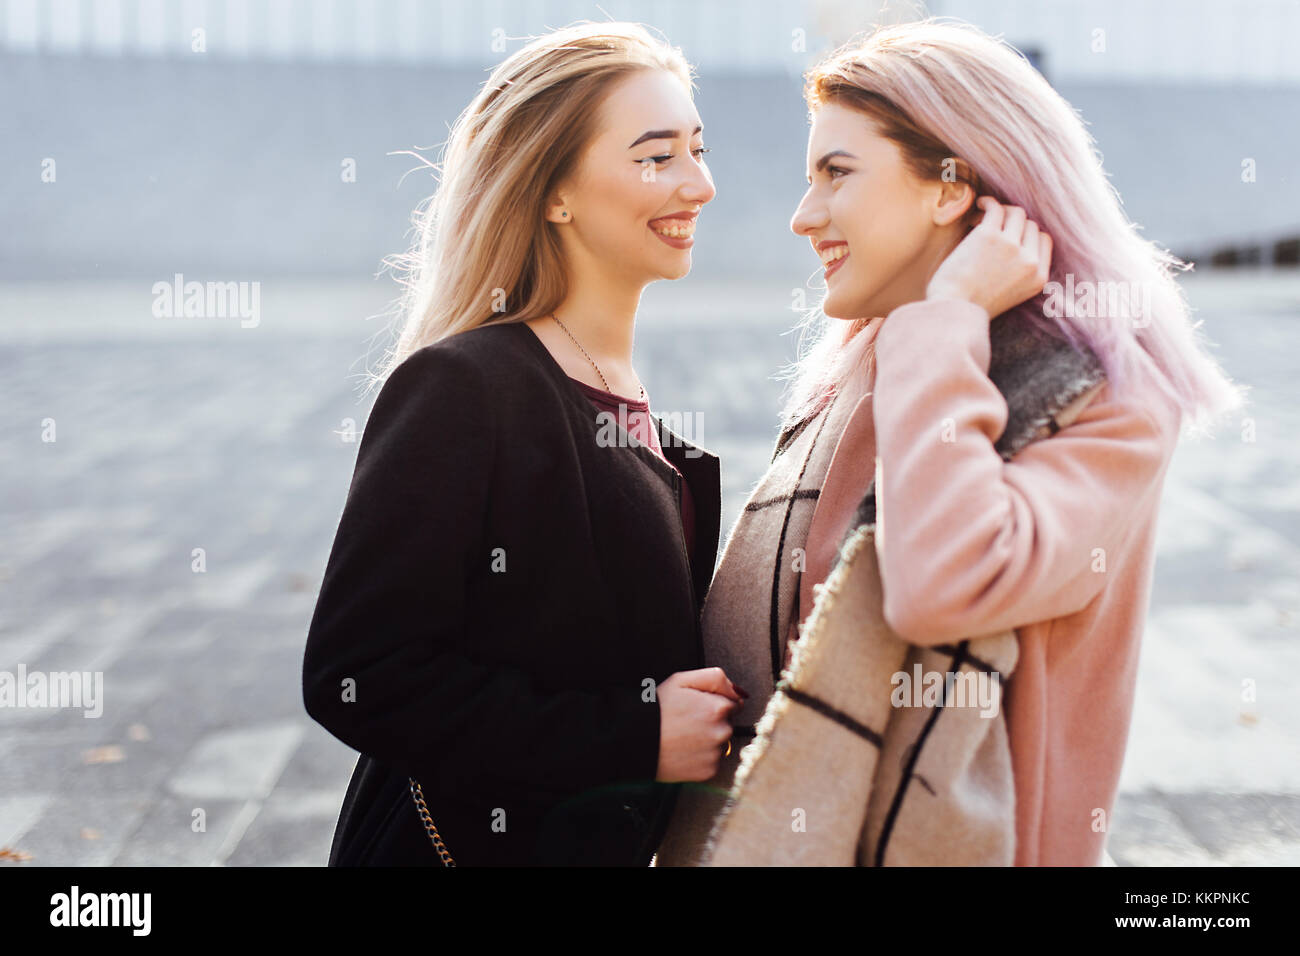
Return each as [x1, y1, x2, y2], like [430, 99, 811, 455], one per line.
[551, 313, 645, 402]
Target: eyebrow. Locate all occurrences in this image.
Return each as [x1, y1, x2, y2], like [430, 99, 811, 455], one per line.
[807, 149, 858, 181]
[628, 125, 703, 149]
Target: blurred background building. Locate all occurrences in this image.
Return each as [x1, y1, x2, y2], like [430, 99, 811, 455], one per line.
[3, 0, 1298, 278]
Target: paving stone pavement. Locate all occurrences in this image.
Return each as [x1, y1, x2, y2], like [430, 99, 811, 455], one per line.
[1, 274, 1297, 866]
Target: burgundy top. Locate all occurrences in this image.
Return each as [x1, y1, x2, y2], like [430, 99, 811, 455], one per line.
[569, 377, 696, 562]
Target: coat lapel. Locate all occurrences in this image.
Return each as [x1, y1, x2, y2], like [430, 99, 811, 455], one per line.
[656, 415, 723, 611]
[797, 393, 875, 648]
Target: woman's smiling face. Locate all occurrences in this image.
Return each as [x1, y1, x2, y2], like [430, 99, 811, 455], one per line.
[552, 68, 716, 284]
[791, 102, 954, 320]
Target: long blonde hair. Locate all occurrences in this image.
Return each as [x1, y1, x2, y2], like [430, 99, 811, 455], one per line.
[780, 18, 1246, 436]
[369, 22, 694, 395]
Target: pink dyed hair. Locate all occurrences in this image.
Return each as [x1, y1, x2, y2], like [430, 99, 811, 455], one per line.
[780, 18, 1247, 436]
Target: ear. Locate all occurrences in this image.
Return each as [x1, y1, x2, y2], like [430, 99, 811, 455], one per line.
[545, 194, 572, 224]
[930, 175, 974, 227]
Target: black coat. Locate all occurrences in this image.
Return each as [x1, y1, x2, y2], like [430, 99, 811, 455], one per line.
[301, 320, 721, 866]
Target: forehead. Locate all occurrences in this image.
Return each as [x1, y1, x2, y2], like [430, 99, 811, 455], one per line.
[806, 102, 875, 151]
[595, 69, 702, 141]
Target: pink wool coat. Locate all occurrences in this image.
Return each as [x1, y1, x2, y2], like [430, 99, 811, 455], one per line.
[660, 299, 1190, 868]
[791, 299, 1184, 865]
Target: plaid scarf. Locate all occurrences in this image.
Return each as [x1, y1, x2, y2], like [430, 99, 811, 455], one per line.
[654, 309, 1107, 866]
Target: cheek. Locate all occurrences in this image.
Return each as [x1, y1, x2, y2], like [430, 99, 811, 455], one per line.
[585, 167, 667, 236]
[830, 184, 886, 273]
[836, 180, 924, 272]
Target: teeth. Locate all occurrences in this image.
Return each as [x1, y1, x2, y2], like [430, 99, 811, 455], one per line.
[820, 245, 849, 265]
[652, 220, 695, 239]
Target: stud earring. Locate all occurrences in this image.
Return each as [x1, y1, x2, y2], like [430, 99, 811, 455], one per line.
[560, 211, 569, 219]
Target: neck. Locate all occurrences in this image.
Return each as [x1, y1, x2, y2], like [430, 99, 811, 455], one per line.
[864, 227, 966, 317]
[551, 269, 644, 373]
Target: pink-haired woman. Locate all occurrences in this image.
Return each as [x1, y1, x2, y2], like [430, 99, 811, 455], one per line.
[656, 18, 1245, 867]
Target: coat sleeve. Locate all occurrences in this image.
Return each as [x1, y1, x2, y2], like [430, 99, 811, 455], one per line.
[869, 298, 1178, 646]
[301, 344, 661, 804]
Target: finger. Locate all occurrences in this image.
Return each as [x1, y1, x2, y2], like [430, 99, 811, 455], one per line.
[677, 666, 728, 692]
[974, 195, 1003, 231]
[1001, 205, 1027, 242]
[721, 672, 746, 702]
[1021, 221, 1041, 273]
[1021, 219, 1039, 253]
[1038, 231, 1053, 280]
[679, 667, 742, 702]
[711, 695, 740, 722]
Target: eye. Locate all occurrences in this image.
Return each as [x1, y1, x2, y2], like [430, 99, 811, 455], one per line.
[641, 146, 711, 166]
[827, 165, 849, 180]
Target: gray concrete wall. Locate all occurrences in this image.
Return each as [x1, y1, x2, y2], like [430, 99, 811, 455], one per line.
[1, 52, 811, 282]
[4, 51, 1298, 281]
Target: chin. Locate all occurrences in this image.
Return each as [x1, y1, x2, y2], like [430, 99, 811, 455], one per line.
[821, 287, 863, 320]
[823, 272, 887, 319]
[657, 259, 692, 281]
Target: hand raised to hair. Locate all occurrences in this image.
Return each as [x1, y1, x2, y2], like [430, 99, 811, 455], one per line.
[925, 196, 1052, 319]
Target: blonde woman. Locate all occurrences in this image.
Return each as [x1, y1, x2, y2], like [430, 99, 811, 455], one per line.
[656, 19, 1244, 866]
[303, 23, 744, 867]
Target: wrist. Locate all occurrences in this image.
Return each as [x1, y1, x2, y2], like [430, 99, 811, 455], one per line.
[924, 284, 992, 320]
[925, 279, 978, 308]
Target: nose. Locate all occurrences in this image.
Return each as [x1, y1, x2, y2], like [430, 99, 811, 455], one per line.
[681, 156, 716, 207]
[790, 188, 826, 237]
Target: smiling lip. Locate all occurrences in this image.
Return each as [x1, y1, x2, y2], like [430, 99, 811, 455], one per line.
[649, 211, 698, 249]
[817, 240, 849, 278]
